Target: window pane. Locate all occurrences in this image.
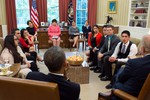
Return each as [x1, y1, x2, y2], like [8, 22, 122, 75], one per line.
[47, 0, 59, 24]
[76, 0, 88, 32]
[15, 0, 30, 29]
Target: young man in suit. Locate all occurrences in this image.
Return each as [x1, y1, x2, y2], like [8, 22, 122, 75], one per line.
[98, 25, 120, 81]
[26, 46, 80, 100]
[105, 30, 138, 88]
[100, 34, 150, 100]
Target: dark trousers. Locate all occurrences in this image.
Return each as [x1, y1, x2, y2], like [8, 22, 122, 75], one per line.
[30, 62, 39, 71]
[26, 51, 37, 62]
[103, 56, 112, 77]
[103, 58, 125, 78]
[112, 68, 125, 100]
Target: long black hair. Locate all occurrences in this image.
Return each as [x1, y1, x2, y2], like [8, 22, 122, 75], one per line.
[91, 25, 99, 38]
[20, 28, 26, 39]
[2, 34, 23, 63]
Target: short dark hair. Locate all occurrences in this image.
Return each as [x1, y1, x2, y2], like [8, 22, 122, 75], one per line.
[102, 25, 108, 29]
[52, 19, 57, 23]
[106, 25, 114, 29]
[121, 30, 130, 37]
[44, 46, 66, 72]
[11, 28, 20, 35]
[27, 20, 32, 25]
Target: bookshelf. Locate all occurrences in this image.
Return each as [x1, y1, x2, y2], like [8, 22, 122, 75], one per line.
[129, 0, 150, 28]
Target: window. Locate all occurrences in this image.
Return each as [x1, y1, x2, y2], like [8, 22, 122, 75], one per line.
[47, 0, 59, 24]
[76, 0, 88, 32]
[15, 0, 30, 29]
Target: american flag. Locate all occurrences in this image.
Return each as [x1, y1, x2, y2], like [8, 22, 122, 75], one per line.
[31, 0, 39, 29]
[67, 0, 74, 26]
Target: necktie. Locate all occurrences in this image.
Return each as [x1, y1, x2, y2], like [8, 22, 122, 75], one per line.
[121, 44, 126, 53]
[107, 37, 110, 52]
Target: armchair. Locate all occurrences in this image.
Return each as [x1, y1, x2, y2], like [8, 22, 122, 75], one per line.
[112, 73, 150, 100]
[0, 76, 60, 100]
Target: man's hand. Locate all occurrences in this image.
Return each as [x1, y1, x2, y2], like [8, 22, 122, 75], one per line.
[98, 53, 103, 59]
[109, 57, 117, 62]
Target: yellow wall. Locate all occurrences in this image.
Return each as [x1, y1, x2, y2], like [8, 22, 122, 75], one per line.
[97, 0, 130, 26]
[148, 10, 150, 28]
[0, 0, 149, 27]
[0, 0, 6, 25]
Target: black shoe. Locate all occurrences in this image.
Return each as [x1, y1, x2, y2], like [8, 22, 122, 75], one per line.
[98, 74, 104, 78]
[100, 76, 111, 81]
[94, 69, 101, 73]
[89, 63, 95, 67]
[90, 67, 98, 71]
[105, 83, 112, 89]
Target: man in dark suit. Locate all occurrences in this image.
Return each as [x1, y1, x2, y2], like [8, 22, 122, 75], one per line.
[26, 46, 80, 100]
[98, 25, 120, 81]
[100, 34, 150, 100]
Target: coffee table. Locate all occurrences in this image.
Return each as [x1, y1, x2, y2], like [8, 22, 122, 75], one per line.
[65, 52, 89, 84]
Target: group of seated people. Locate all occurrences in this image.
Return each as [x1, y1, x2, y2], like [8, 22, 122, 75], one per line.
[86, 24, 150, 99]
[0, 20, 44, 76]
[48, 19, 92, 48]
[1, 19, 150, 100]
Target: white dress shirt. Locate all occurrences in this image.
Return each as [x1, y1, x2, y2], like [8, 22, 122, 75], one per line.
[111, 41, 138, 63]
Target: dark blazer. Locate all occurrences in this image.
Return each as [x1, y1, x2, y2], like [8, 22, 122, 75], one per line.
[100, 34, 120, 56]
[97, 35, 106, 49]
[114, 55, 150, 96]
[26, 72, 80, 100]
[82, 25, 91, 34]
[82, 25, 91, 38]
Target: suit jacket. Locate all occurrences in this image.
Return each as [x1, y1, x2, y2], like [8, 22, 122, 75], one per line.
[114, 55, 150, 96]
[97, 35, 106, 49]
[100, 34, 120, 56]
[26, 72, 80, 100]
[82, 25, 91, 34]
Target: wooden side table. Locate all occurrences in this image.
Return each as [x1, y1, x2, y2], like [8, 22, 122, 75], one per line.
[9, 63, 21, 77]
[67, 65, 89, 84]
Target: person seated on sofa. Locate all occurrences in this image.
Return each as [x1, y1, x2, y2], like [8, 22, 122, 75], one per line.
[86, 25, 102, 67]
[100, 34, 150, 100]
[12, 28, 39, 71]
[98, 25, 120, 81]
[92, 25, 108, 73]
[105, 30, 138, 89]
[1, 34, 32, 76]
[26, 46, 80, 100]
[69, 21, 80, 48]
[48, 19, 61, 46]
[19, 29, 43, 62]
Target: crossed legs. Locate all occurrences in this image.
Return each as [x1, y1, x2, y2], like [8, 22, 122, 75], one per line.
[73, 36, 79, 48]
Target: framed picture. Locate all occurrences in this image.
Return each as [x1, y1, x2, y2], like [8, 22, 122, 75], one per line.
[108, 0, 117, 14]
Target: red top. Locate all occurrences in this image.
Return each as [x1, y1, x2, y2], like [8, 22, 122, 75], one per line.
[19, 36, 33, 48]
[88, 32, 102, 47]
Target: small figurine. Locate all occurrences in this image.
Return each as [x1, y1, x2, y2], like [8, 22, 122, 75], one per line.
[106, 16, 113, 24]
